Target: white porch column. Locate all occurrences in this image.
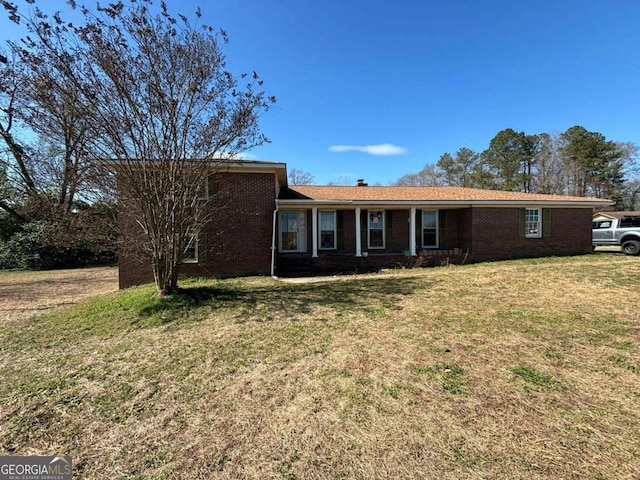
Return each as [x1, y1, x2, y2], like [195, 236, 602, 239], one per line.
[355, 207, 362, 257]
[312, 207, 319, 257]
[409, 207, 417, 256]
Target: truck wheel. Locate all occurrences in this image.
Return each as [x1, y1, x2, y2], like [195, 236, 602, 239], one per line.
[621, 239, 640, 256]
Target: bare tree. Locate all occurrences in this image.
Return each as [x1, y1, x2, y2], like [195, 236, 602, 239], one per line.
[0, 48, 117, 265]
[533, 132, 567, 194]
[21, 61, 93, 213]
[3, 0, 275, 294]
[327, 174, 355, 186]
[0, 52, 35, 220]
[288, 168, 315, 185]
[1, 36, 109, 224]
[394, 163, 442, 186]
[615, 142, 640, 210]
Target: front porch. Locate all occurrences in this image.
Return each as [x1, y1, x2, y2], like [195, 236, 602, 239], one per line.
[276, 248, 469, 277]
[274, 205, 470, 276]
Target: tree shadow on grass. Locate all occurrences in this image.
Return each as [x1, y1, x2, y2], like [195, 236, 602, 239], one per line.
[137, 286, 245, 319]
[136, 276, 436, 324]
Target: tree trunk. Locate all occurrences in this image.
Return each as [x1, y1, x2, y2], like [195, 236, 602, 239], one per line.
[152, 254, 181, 296]
[0, 128, 39, 198]
[0, 199, 26, 222]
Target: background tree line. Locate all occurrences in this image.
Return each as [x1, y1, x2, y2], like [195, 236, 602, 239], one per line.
[0, 41, 116, 269]
[395, 127, 640, 210]
[0, 1, 121, 269]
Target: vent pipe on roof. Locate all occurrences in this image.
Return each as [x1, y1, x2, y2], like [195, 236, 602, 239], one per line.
[356, 179, 368, 187]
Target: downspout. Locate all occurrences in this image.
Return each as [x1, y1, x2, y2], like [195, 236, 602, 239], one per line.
[270, 199, 279, 279]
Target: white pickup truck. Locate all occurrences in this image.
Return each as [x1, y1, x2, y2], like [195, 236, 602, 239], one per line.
[592, 213, 640, 255]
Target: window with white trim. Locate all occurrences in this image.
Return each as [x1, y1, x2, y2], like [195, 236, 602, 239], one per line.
[368, 210, 385, 248]
[280, 210, 307, 252]
[525, 208, 542, 238]
[197, 174, 217, 200]
[319, 210, 337, 250]
[183, 235, 198, 263]
[422, 210, 438, 248]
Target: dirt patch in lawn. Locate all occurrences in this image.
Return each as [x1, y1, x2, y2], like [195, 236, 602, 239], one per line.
[0, 266, 118, 324]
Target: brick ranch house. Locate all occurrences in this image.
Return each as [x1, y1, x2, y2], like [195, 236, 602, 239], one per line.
[118, 159, 612, 288]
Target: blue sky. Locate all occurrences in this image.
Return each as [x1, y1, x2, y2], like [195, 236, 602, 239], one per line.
[2, 0, 640, 184]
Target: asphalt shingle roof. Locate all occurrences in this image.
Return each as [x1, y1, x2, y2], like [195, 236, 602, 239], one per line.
[282, 185, 607, 203]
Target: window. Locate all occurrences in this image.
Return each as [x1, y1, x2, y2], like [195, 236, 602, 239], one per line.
[197, 174, 217, 200]
[319, 211, 336, 249]
[525, 208, 541, 238]
[368, 210, 385, 248]
[183, 234, 207, 263]
[183, 235, 198, 263]
[620, 217, 640, 228]
[280, 211, 306, 252]
[422, 210, 438, 248]
[593, 220, 612, 229]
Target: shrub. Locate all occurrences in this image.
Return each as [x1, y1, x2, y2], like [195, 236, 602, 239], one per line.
[0, 221, 116, 269]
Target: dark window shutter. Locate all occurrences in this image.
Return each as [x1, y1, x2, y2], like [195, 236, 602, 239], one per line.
[307, 210, 312, 252]
[198, 234, 208, 263]
[337, 210, 344, 250]
[438, 210, 446, 249]
[415, 209, 422, 248]
[385, 210, 392, 249]
[361, 209, 368, 250]
[518, 209, 526, 237]
[207, 174, 218, 198]
[542, 209, 551, 237]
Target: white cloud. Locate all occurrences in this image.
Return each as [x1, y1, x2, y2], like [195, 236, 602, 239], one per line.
[328, 143, 407, 156]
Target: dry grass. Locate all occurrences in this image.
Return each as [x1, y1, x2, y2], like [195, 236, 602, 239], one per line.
[0, 255, 639, 479]
[0, 266, 118, 323]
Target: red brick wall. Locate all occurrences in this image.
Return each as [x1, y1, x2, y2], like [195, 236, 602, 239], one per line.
[468, 207, 593, 261]
[388, 209, 410, 252]
[118, 171, 277, 288]
[440, 209, 460, 250]
[117, 177, 154, 289]
[341, 210, 356, 253]
[120, 192, 595, 286]
[276, 206, 594, 275]
[455, 208, 473, 252]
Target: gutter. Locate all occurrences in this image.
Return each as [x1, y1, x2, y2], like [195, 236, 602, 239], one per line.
[270, 199, 279, 279]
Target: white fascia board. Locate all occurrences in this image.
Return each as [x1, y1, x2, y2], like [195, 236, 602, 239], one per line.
[220, 161, 287, 171]
[105, 158, 286, 171]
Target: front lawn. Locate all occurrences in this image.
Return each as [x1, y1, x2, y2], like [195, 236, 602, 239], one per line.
[0, 255, 638, 479]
